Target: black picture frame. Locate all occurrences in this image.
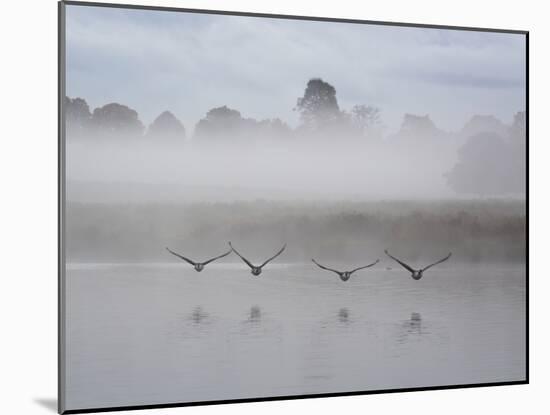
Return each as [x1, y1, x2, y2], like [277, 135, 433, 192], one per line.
[58, 1, 529, 413]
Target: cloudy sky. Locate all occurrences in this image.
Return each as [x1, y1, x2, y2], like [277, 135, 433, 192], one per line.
[65, 4, 526, 134]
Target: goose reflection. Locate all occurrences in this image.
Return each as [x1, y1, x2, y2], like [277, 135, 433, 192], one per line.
[406, 312, 422, 334]
[175, 306, 211, 340]
[338, 308, 351, 324]
[238, 305, 282, 342]
[394, 312, 449, 350]
[247, 305, 262, 323]
[190, 306, 209, 325]
[396, 312, 423, 345]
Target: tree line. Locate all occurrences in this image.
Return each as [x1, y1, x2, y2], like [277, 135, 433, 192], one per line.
[65, 98, 186, 140]
[65, 78, 383, 141]
[65, 77, 526, 196]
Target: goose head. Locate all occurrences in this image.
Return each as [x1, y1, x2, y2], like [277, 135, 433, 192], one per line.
[194, 263, 205, 272]
[251, 267, 262, 276]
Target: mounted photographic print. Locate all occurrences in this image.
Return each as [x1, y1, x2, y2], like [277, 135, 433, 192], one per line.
[58, 1, 528, 413]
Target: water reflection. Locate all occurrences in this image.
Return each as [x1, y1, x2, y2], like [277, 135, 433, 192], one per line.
[391, 311, 450, 358]
[246, 305, 262, 324]
[67, 264, 525, 408]
[190, 306, 209, 325]
[237, 305, 284, 344]
[408, 312, 422, 333]
[338, 307, 350, 324]
[239, 306, 263, 335]
[168, 305, 212, 341]
[396, 312, 423, 345]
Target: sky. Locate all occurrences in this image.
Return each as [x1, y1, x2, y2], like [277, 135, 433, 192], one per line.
[65, 4, 526, 134]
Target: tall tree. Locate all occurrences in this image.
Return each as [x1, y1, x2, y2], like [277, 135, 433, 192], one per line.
[295, 78, 342, 131]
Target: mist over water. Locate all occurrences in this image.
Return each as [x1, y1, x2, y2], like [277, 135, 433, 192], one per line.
[65, 107, 526, 203]
[67, 140, 458, 202]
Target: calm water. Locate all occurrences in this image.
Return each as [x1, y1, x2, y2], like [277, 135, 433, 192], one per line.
[65, 263, 526, 410]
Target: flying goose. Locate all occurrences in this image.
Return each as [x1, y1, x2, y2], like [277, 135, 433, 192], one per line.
[229, 242, 286, 276]
[311, 258, 380, 281]
[166, 247, 232, 272]
[384, 250, 451, 280]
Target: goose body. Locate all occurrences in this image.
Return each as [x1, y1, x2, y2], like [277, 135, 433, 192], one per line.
[229, 242, 286, 276]
[166, 247, 232, 272]
[311, 258, 379, 281]
[384, 250, 451, 280]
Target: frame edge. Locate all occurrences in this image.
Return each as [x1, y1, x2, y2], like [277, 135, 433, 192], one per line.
[58, 1, 67, 414]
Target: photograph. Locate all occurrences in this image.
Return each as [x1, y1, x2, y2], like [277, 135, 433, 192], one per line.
[59, 1, 527, 412]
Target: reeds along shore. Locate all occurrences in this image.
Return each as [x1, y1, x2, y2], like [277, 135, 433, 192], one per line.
[65, 199, 526, 263]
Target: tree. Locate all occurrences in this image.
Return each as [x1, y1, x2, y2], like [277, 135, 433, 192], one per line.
[90, 103, 144, 137]
[399, 114, 438, 136]
[194, 105, 243, 139]
[509, 111, 526, 142]
[446, 130, 525, 195]
[350, 105, 382, 138]
[256, 118, 292, 139]
[459, 114, 507, 140]
[65, 96, 91, 135]
[147, 111, 186, 140]
[506, 111, 526, 192]
[388, 113, 449, 149]
[295, 78, 342, 131]
[194, 106, 292, 141]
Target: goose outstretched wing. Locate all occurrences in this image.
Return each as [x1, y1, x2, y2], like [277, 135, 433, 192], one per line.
[202, 249, 233, 265]
[260, 244, 286, 268]
[312, 259, 341, 276]
[421, 253, 452, 272]
[384, 250, 415, 273]
[350, 259, 380, 274]
[229, 242, 255, 269]
[166, 247, 196, 265]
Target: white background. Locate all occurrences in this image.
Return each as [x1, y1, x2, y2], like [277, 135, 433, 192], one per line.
[0, 0, 543, 414]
